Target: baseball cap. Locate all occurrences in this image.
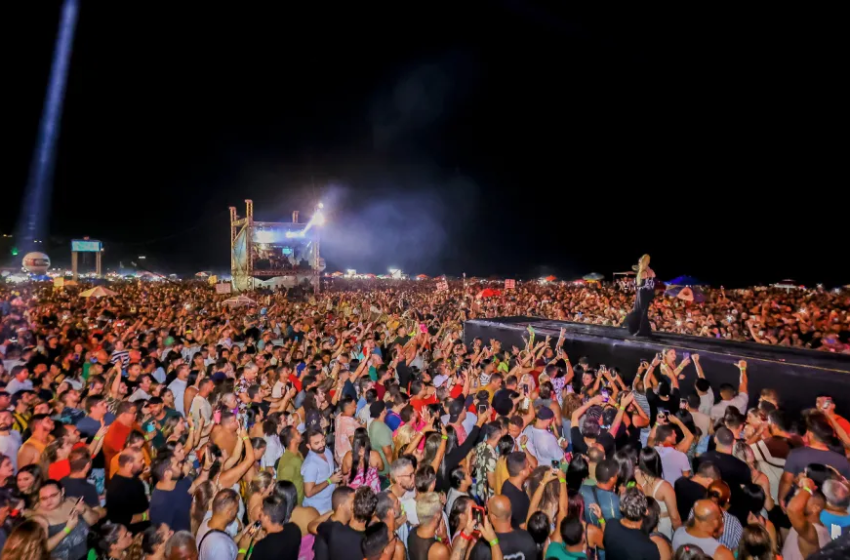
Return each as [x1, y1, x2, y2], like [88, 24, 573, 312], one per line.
[537, 407, 555, 420]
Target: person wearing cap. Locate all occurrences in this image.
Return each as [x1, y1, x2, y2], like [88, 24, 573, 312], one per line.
[520, 407, 566, 468]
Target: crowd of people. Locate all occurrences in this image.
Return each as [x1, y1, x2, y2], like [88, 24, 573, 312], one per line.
[0, 279, 848, 560]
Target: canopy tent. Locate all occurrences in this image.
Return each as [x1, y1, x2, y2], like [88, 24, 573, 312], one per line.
[772, 279, 804, 290]
[583, 272, 604, 281]
[416, 274, 430, 280]
[666, 275, 708, 286]
[79, 286, 117, 298]
[222, 295, 258, 308]
[330, 271, 344, 277]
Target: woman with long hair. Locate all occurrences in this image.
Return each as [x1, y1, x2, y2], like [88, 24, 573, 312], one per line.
[14, 464, 44, 509]
[0, 455, 14, 490]
[625, 253, 656, 337]
[189, 480, 216, 536]
[140, 524, 174, 560]
[493, 435, 515, 496]
[643, 497, 674, 560]
[92, 522, 135, 560]
[565, 454, 589, 493]
[635, 447, 681, 539]
[246, 471, 275, 524]
[738, 483, 777, 553]
[341, 428, 383, 493]
[736, 524, 776, 560]
[0, 519, 50, 560]
[734, 443, 775, 513]
[273, 481, 318, 560]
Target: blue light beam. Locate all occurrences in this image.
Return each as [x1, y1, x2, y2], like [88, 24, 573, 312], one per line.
[16, 0, 80, 248]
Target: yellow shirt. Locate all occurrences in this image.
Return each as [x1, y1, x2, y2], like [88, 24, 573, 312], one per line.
[494, 456, 509, 495]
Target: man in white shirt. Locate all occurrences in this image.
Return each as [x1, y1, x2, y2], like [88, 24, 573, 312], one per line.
[692, 355, 715, 416]
[6, 366, 33, 395]
[652, 424, 692, 484]
[684, 394, 713, 454]
[0, 410, 22, 472]
[709, 362, 749, 423]
[128, 374, 154, 402]
[190, 378, 215, 446]
[520, 407, 565, 467]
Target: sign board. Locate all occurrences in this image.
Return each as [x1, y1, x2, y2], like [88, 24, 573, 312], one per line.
[54, 277, 65, 288]
[71, 240, 102, 252]
[215, 283, 232, 294]
[505, 279, 516, 289]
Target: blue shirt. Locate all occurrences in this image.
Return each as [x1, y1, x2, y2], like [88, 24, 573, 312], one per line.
[301, 448, 336, 514]
[579, 485, 621, 527]
[150, 477, 194, 532]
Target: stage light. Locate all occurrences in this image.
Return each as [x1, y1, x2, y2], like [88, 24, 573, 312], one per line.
[255, 230, 275, 243]
[312, 210, 326, 226]
[318, 202, 324, 209]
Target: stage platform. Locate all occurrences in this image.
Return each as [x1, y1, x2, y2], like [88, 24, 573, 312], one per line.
[464, 317, 850, 414]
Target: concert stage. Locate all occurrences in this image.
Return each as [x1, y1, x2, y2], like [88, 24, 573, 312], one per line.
[464, 317, 850, 414]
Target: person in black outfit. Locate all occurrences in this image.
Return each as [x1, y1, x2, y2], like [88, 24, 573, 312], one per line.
[313, 486, 355, 560]
[435, 416, 486, 493]
[693, 428, 751, 524]
[250, 495, 301, 560]
[603, 487, 660, 560]
[105, 448, 150, 534]
[328, 487, 376, 560]
[361, 522, 396, 560]
[625, 254, 656, 337]
[501, 452, 531, 530]
[488, 495, 538, 560]
[675, 462, 721, 521]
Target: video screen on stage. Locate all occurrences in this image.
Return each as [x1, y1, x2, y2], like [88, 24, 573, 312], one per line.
[251, 225, 318, 275]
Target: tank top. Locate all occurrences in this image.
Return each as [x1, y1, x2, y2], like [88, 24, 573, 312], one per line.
[781, 524, 831, 560]
[24, 436, 48, 455]
[408, 528, 437, 560]
[47, 517, 90, 560]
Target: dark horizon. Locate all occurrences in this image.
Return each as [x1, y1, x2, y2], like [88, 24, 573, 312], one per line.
[3, 3, 845, 287]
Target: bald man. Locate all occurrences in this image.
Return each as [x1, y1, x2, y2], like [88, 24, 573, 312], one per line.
[488, 495, 537, 560]
[672, 499, 734, 560]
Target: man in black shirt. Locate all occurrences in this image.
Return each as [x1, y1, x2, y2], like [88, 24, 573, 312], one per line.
[250, 496, 301, 560]
[501, 452, 531, 529]
[61, 448, 102, 512]
[314, 486, 355, 560]
[489, 495, 537, 560]
[603, 487, 660, 560]
[105, 448, 150, 534]
[674, 462, 720, 521]
[329, 487, 376, 560]
[693, 427, 751, 524]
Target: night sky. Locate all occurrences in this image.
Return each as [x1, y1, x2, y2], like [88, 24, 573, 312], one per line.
[2, 3, 844, 286]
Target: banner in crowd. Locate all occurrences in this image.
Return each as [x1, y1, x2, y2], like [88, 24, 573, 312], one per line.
[215, 283, 232, 294]
[505, 279, 516, 289]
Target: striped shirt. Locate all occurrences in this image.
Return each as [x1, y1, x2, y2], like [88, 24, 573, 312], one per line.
[688, 507, 743, 550]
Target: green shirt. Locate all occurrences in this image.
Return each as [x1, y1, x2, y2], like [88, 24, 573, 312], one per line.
[368, 419, 394, 475]
[545, 542, 587, 560]
[277, 450, 304, 505]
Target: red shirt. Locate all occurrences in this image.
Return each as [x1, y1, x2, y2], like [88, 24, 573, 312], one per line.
[410, 395, 438, 414]
[48, 459, 71, 480]
[288, 374, 303, 392]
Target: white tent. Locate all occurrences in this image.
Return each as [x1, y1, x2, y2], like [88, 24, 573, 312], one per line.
[222, 295, 258, 308]
[79, 286, 117, 298]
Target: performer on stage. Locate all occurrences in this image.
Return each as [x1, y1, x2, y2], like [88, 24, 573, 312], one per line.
[625, 253, 656, 337]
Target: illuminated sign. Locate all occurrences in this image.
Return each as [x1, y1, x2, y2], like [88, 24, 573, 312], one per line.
[71, 240, 102, 252]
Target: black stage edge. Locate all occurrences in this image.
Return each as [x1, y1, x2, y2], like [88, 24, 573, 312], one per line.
[464, 317, 850, 414]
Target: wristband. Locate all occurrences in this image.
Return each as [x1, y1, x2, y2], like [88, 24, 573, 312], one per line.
[238, 550, 247, 555]
[242, 436, 250, 441]
[618, 405, 626, 411]
[442, 435, 448, 440]
[93, 436, 102, 441]
[458, 532, 474, 541]
[803, 486, 813, 495]
[142, 512, 148, 521]
[520, 444, 526, 450]
[598, 518, 606, 527]
[489, 538, 499, 547]
[327, 478, 333, 485]
[558, 478, 566, 484]
[64, 526, 72, 534]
